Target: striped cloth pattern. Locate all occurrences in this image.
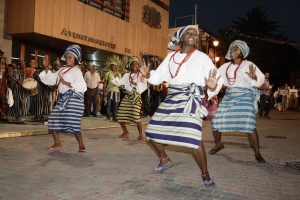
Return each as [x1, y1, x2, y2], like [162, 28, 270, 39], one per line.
[31, 69, 51, 117]
[146, 84, 207, 149]
[212, 87, 259, 133]
[48, 90, 84, 135]
[117, 90, 142, 123]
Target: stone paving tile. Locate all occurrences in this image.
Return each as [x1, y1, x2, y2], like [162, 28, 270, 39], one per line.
[0, 111, 300, 200]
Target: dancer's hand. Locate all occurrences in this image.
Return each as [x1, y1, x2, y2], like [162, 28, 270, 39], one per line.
[205, 68, 220, 91]
[245, 64, 257, 80]
[139, 58, 150, 78]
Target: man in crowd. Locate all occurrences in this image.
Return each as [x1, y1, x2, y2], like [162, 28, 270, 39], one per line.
[7, 62, 28, 122]
[259, 73, 272, 119]
[104, 63, 121, 121]
[84, 63, 100, 117]
[31, 55, 52, 121]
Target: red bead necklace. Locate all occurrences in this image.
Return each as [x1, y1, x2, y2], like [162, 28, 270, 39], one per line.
[129, 72, 139, 87]
[168, 48, 195, 79]
[225, 61, 243, 85]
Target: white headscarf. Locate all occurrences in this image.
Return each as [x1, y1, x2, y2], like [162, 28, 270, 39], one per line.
[168, 25, 199, 48]
[225, 40, 250, 60]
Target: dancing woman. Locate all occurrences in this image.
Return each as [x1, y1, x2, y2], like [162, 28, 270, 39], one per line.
[113, 57, 148, 141]
[209, 40, 266, 163]
[144, 25, 223, 187]
[39, 45, 87, 153]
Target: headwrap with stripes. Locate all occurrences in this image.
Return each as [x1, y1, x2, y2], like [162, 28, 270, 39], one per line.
[61, 44, 82, 62]
[168, 25, 199, 48]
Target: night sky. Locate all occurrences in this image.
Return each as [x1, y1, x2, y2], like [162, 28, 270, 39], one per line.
[169, 0, 300, 43]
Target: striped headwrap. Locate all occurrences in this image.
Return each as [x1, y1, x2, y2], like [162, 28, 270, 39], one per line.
[225, 40, 250, 60]
[168, 25, 199, 48]
[125, 56, 140, 70]
[61, 44, 82, 62]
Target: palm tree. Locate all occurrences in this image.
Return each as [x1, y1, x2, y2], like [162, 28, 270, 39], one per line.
[218, 6, 300, 87]
[232, 6, 284, 40]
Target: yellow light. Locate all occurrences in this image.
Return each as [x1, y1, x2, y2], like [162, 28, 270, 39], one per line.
[213, 40, 219, 47]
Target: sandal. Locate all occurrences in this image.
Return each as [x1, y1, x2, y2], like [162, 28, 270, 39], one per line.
[47, 145, 62, 151]
[137, 135, 144, 141]
[78, 149, 86, 153]
[153, 157, 174, 173]
[201, 173, 215, 188]
[208, 146, 224, 155]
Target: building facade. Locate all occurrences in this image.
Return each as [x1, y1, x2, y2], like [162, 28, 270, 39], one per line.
[3, 0, 170, 67]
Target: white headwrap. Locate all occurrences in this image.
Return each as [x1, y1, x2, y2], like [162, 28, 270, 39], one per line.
[225, 40, 250, 60]
[168, 25, 199, 48]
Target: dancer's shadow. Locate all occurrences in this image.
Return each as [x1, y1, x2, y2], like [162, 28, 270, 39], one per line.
[204, 139, 267, 149]
[213, 153, 300, 175]
[123, 138, 148, 146]
[38, 151, 94, 168]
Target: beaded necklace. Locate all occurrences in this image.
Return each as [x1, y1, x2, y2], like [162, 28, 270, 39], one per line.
[225, 61, 243, 85]
[168, 48, 195, 79]
[129, 72, 139, 87]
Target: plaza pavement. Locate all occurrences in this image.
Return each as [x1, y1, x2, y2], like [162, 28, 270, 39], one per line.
[0, 110, 299, 200]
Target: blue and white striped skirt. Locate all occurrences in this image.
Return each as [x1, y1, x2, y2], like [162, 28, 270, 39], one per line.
[212, 87, 259, 133]
[146, 84, 207, 149]
[48, 90, 84, 135]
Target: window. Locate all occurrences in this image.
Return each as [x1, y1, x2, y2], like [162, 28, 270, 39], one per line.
[80, 0, 130, 21]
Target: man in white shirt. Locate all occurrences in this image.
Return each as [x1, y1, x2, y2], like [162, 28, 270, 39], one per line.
[84, 64, 100, 117]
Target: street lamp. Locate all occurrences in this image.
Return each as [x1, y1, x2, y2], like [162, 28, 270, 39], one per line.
[213, 40, 219, 65]
[213, 40, 219, 47]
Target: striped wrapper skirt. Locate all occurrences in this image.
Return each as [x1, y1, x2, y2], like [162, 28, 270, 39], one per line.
[212, 87, 260, 133]
[117, 90, 142, 123]
[48, 90, 84, 135]
[146, 84, 207, 149]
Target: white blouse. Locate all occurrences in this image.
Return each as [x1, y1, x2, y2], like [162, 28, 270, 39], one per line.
[112, 72, 147, 94]
[39, 66, 87, 94]
[148, 50, 223, 99]
[218, 60, 264, 88]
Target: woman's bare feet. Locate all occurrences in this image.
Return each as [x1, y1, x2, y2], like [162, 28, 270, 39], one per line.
[119, 132, 129, 139]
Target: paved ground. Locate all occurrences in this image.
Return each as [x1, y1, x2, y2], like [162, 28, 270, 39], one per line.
[0, 110, 300, 200]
